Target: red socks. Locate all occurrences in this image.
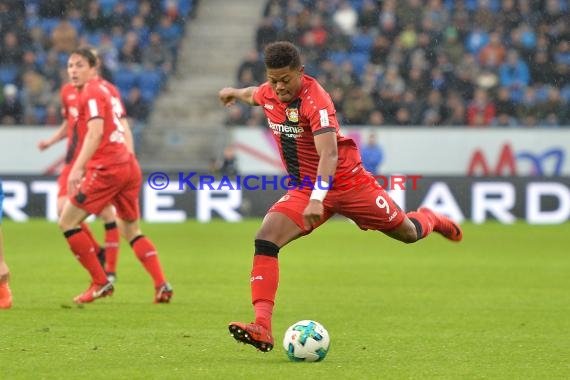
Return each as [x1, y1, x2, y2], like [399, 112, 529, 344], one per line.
[64, 228, 107, 285]
[251, 255, 279, 331]
[131, 235, 166, 288]
[407, 209, 436, 239]
[104, 222, 120, 273]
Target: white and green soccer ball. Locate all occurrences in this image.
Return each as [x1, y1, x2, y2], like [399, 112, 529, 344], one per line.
[283, 320, 330, 362]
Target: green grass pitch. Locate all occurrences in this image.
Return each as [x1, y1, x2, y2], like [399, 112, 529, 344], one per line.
[0, 219, 568, 379]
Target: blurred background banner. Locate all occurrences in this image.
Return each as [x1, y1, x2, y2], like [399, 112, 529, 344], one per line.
[2, 175, 568, 224]
[231, 127, 570, 176]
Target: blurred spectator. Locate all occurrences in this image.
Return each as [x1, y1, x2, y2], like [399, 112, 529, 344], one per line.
[360, 133, 383, 175]
[236, 50, 265, 85]
[119, 31, 143, 65]
[479, 31, 507, 68]
[216, 145, 239, 176]
[0, 31, 23, 66]
[143, 32, 173, 76]
[20, 70, 51, 124]
[343, 87, 375, 125]
[82, 0, 108, 33]
[499, 49, 530, 102]
[494, 86, 517, 119]
[333, 0, 358, 36]
[51, 16, 78, 54]
[124, 87, 151, 154]
[443, 91, 467, 126]
[0, 84, 24, 124]
[467, 88, 496, 127]
[256, 17, 279, 52]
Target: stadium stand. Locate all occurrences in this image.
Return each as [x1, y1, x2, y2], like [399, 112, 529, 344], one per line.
[230, 0, 569, 127]
[0, 0, 195, 139]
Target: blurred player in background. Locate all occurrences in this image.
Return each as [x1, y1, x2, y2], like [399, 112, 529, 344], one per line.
[0, 178, 13, 309]
[38, 49, 133, 283]
[219, 41, 463, 352]
[58, 48, 172, 304]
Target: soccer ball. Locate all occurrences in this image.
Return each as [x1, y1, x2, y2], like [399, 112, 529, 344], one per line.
[282, 320, 330, 362]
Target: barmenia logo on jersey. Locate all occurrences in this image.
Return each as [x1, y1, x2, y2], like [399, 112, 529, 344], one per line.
[268, 119, 304, 138]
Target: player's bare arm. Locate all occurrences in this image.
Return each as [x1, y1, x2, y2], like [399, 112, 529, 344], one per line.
[68, 118, 103, 195]
[38, 121, 68, 151]
[303, 131, 338, 229]
[219, 86, 258, 106]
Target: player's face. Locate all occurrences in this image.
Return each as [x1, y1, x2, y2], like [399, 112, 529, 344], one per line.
[266, 65, 304, 103]
[67, 54, 96, 89]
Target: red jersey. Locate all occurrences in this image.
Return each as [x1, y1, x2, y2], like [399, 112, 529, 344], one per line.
[76, 77, 131, 169]
[96, 77, 127, 119]
[60, 83, 80, 164]
[253, 74, 361, 185]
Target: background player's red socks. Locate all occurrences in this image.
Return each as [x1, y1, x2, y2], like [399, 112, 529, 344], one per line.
[251, 255, 279, 331]
[80, 222, 100, 249]
[104, 222, 120, 273]
[131, 235, 165, 287]
[64, 228, 108, 285]
[407, 210, 435, 239]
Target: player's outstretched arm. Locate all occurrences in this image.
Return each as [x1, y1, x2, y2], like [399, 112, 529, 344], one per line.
[219, 86, 258, 106]
[38, 121, 68, 151]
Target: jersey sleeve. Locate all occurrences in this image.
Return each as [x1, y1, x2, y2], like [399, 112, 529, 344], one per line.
[252, 85, 267, 106]
[83, 85, 107, 122]
[304, 85, 338, 135]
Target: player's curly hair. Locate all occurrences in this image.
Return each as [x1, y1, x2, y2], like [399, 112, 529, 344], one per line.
[264, 41, 301, 70]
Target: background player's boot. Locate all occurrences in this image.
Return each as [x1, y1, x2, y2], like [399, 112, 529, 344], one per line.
[73, 281, 114, 304]
[419, 207, 463, 242]
[154, 282, 173, 303]
[106, 272, 117, 284]
[229, 322, 274, 352]
[0, 281, 12, 309]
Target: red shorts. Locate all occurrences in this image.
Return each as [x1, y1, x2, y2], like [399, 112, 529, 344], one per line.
[57, 164, 71, 198]
[269, 171, 405, 233]
[69, 158, 141, 221]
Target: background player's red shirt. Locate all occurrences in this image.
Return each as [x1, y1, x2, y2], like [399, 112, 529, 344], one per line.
[96, 77, 127, 119]
[253, 74, 361, 185]
[60, 83, 80, 164]
[76, 78, 131, 169]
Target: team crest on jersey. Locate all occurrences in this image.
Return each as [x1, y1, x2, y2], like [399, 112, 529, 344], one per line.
[285, 108, 299, 123]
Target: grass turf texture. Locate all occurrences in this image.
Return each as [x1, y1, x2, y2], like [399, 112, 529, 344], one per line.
[0, 219, 568, 379]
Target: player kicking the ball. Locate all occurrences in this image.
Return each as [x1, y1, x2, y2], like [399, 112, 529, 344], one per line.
[219, 41, 462, 352]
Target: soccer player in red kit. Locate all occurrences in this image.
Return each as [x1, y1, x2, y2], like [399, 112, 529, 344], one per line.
[38, 82, 121, 282]
[39, 51, 135, 283]
[58, 48, 173, 304]
[219, 41, 462, 352]
[0, 179, 13, 309]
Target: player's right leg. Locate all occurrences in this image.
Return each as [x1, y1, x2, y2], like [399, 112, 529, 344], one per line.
[59, 200, 113, 304]
[230, 190, 328, 352]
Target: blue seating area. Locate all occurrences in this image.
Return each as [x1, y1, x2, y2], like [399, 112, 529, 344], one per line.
[0, 0, 196, 125]
[231, 0, 569, 128]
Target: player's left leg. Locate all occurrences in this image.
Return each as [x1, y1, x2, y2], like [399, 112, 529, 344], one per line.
[99, 204, 120, 282]
[339, 173, 462, 243]
[119, 218, 173, 303]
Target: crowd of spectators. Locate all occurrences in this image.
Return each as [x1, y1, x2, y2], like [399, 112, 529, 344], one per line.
[228, 0, 570, 128]
[0, 0, 196, 147]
